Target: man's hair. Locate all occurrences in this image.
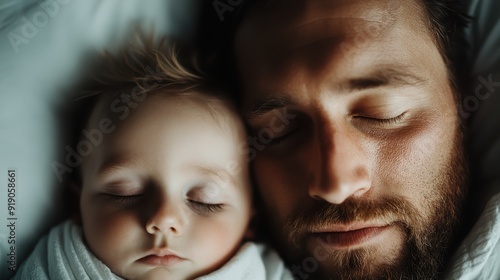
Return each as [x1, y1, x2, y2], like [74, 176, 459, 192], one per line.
[418, 0, 470, 94]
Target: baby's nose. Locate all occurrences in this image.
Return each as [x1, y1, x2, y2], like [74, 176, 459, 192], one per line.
[146, 202, 187, 236]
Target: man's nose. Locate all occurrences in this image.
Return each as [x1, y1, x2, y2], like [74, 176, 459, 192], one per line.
[309, 122, 372, 204]
[146, 198, 186, 236]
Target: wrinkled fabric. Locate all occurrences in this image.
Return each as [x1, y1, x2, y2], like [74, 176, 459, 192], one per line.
[446, 193, 500, 279]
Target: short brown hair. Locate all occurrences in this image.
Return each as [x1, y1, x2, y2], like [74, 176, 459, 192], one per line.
[418, 0, 470, 96]
[80, 33, 222, 102]
[63, 32, 227, 220]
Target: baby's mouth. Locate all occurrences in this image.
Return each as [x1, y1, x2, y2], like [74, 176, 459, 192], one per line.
[137, 254, 187, 266]
[138, 248, 187, 266]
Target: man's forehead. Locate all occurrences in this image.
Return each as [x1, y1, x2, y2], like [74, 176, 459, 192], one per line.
[235, 0, 438, 88]
[235, 0, 451, 115]
[243, 0, 405, 27]
[236, 0, 426, 54]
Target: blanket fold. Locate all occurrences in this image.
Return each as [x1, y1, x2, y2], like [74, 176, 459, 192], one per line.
[13, 221, 121, 280]
[445, 192, 500, 279]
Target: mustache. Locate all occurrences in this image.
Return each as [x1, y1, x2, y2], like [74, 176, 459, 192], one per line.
[285, 196, 422, 247]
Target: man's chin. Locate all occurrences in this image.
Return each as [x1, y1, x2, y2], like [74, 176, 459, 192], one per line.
[299, 226, 406, 279]
[282, 221, 454, 280]
[314, 247, 407, 279]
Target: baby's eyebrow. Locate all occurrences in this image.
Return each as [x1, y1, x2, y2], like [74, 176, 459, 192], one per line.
[185, 165, 237, 188]
[97, 158, 238, 188]
[97, 155, 142, 178]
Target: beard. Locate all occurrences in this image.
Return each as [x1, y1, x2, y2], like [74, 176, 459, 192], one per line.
[277, 129, 469, 280]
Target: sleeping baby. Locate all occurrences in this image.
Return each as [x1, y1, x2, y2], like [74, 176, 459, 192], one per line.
[13, 36, 292, 280]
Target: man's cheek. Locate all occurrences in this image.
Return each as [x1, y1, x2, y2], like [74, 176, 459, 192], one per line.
[254, 160, 295, 220]
[373, 132, 432, 196]
[381, 125, 452, 206]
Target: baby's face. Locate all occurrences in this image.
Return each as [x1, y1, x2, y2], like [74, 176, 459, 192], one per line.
[79, 92, 252, 280]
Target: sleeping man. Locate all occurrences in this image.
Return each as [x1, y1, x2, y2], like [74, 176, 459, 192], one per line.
[232, 0, 499, 279]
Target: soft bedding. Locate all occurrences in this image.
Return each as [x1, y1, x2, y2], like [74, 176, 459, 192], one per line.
[446, 193, 500, 279]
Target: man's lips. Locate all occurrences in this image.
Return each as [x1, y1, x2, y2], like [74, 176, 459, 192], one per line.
[311, 224, 391, 249]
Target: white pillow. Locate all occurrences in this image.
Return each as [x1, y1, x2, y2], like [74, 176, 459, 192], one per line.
[0, 1, 197, 278]
[465, 0, 500, 197]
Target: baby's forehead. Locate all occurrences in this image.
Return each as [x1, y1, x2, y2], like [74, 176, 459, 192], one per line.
[82, 87, 247, 159]
[86, 88, 243, 136]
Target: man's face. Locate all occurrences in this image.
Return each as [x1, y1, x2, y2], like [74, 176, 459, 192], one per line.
[235, 0, 467, 278]
[79, 93, 252, 280]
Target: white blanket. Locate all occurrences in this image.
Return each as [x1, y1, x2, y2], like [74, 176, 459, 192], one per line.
[445, 192, 500, 279]
[12, 221, 122, 280]
[199, 242, 293, 280]
[12, 220, 293, 280]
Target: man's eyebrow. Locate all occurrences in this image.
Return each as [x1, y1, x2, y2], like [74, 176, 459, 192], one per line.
[244, 96, 293, 120]
[345, 65, 427, 92]
[97, 156, 142, 177]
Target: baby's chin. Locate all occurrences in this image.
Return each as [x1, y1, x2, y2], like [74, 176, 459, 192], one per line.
[118, 265, 201, 280]
[137, 267, 176, 280]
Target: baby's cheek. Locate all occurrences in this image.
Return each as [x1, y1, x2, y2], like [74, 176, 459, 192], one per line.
[191, 215, 246, 268]
[81, 199, 143, 271]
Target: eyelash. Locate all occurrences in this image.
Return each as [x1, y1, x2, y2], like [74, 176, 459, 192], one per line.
[268, 127, 301, 146]
[357, 112, 408, 125]
[266, 112, 407, 146]
[105, 194, 143, 204]
[187, 200, 224, 214]
[106, 196, 224, 216]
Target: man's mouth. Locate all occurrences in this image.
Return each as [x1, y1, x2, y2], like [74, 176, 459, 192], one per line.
[311, 224, 392, 249]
